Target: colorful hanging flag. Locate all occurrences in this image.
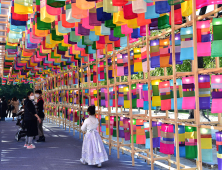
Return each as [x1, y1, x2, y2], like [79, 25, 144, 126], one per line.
[185, 126, 197, 159]
[211, 75, 222, 113]
[159, 81, 171, 110]
[174, 125, 186, 157]
[160, 124, 174, 154]
[200, 128, 213, 163]
[182, 76, 195, 110]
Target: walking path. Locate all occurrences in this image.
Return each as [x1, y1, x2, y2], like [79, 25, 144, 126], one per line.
[0, 118, 160, 170]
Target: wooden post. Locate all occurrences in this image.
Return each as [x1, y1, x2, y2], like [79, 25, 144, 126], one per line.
[192, 0, 202, 169]
[127, 34, 135, 166]
[77, 61, 81, 135]
[72, 69, 75, 135]
[171, 5, 181, 170]
[80, 60, 83, 139]
[96, 51, 101, 136]
[105, 44, 111, 156]
[146, 24, 154, 170]
[113, 44, 120, 159]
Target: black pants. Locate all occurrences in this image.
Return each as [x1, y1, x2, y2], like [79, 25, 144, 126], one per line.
[7, 109, 11, 117]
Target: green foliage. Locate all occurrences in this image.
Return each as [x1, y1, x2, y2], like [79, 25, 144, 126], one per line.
[0, 79, 33, 100]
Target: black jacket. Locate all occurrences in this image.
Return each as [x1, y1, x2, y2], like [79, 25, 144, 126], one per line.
[24, 99, 37, 121]
[37, 98, 44, 118]
[0, 100, 8, 118]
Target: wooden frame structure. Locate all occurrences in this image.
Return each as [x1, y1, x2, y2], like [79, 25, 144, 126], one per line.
[34, 3, 222, 170]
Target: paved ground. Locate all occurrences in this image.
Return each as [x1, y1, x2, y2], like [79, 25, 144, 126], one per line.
[0, 118, 160, 170]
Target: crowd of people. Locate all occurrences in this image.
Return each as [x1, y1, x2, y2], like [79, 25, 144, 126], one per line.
[0, 91, 108, 167]
[0, 97, 20, 121]
[0, 90, 45, 148]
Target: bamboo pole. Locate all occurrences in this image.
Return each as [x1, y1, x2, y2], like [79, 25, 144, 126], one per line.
[127, 34, 135, 166]
[146, 24, 154, 170]
[105, 43, 111, 156]
[77, 61, 81, 135]
[88, 55, 91, 109]
[80, 60, 83, 139]
[72, 70, 76, 135]
[171, 5, 181, 170]
[192, 0, 202, 169]
[96, 50, 101, 136]
[113, 46, 120, 159]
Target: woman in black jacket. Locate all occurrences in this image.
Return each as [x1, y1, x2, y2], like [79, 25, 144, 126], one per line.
[24, 91, 41, 149]
[0, 97, 8, 121]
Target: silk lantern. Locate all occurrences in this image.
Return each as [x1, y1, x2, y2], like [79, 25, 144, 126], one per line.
[103, 0, 118, 13]
[96, 2, 112, 21]
[198, 75, 211, 110]
[197, 20, 211, 57]
[46, 4, 61, 15]
[168, 0, 184, 5]
[182, 77, 195, 110]
[212, 18, 222, 57]
[76, 0, 95, 10]
[180, 27, 194, 61]
[181, 0, 192, 17]
[71, 3, 88, 19]
[145, 5, 159, 19]
[112, 0, 127, 6]
[216, 131, 222, 170]
[47, 0, 65, 8]
[123, 3, 138, 20]
[160, 124, 174, 154]
[155, 1, 171, 14]
[113, 9, 126, 25]
[14, 0, 33, 6]
[211, 75, 222, 113]
[132, 0, 147, 14]
[159, 81, 171, 110]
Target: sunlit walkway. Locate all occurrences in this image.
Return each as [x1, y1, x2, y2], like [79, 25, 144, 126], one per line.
[0, 118, 159, 170]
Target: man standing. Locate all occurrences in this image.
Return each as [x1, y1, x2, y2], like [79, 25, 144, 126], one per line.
[35, 90, 45, 142]
[22, 96, 26, 106]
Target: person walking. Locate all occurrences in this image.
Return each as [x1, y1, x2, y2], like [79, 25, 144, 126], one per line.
[35, 90, 45, 142]
[0, 97, 8, 121]
[11, 97, 19, 121]
[7, 99, 12, 118]
[24, 91, 41, 149]
[0, 98, 2, 121]
[22, 96, 26, 106]
[80, 105, 108, 168]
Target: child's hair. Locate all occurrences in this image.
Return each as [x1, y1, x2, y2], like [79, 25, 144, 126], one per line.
[87, 105, 95, 115]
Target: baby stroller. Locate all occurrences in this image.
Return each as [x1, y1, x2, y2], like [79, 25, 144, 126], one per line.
[15, 107, 27, 141]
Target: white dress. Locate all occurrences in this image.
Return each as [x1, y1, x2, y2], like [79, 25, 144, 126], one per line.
[81, 115, 108, 165]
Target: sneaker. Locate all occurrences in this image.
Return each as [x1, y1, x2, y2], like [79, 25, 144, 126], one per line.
[80, 158, 86, 165]
[24, 144, 28, 148]
[97, 163, 102, 168]
[27, 144, 35, 149]
[37, 136, 45, 142]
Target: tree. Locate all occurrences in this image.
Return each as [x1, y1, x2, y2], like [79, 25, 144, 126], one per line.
[0, 78, 33, 101]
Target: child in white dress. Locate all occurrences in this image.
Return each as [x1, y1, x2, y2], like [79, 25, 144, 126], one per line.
[80, 105, 108, 168]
